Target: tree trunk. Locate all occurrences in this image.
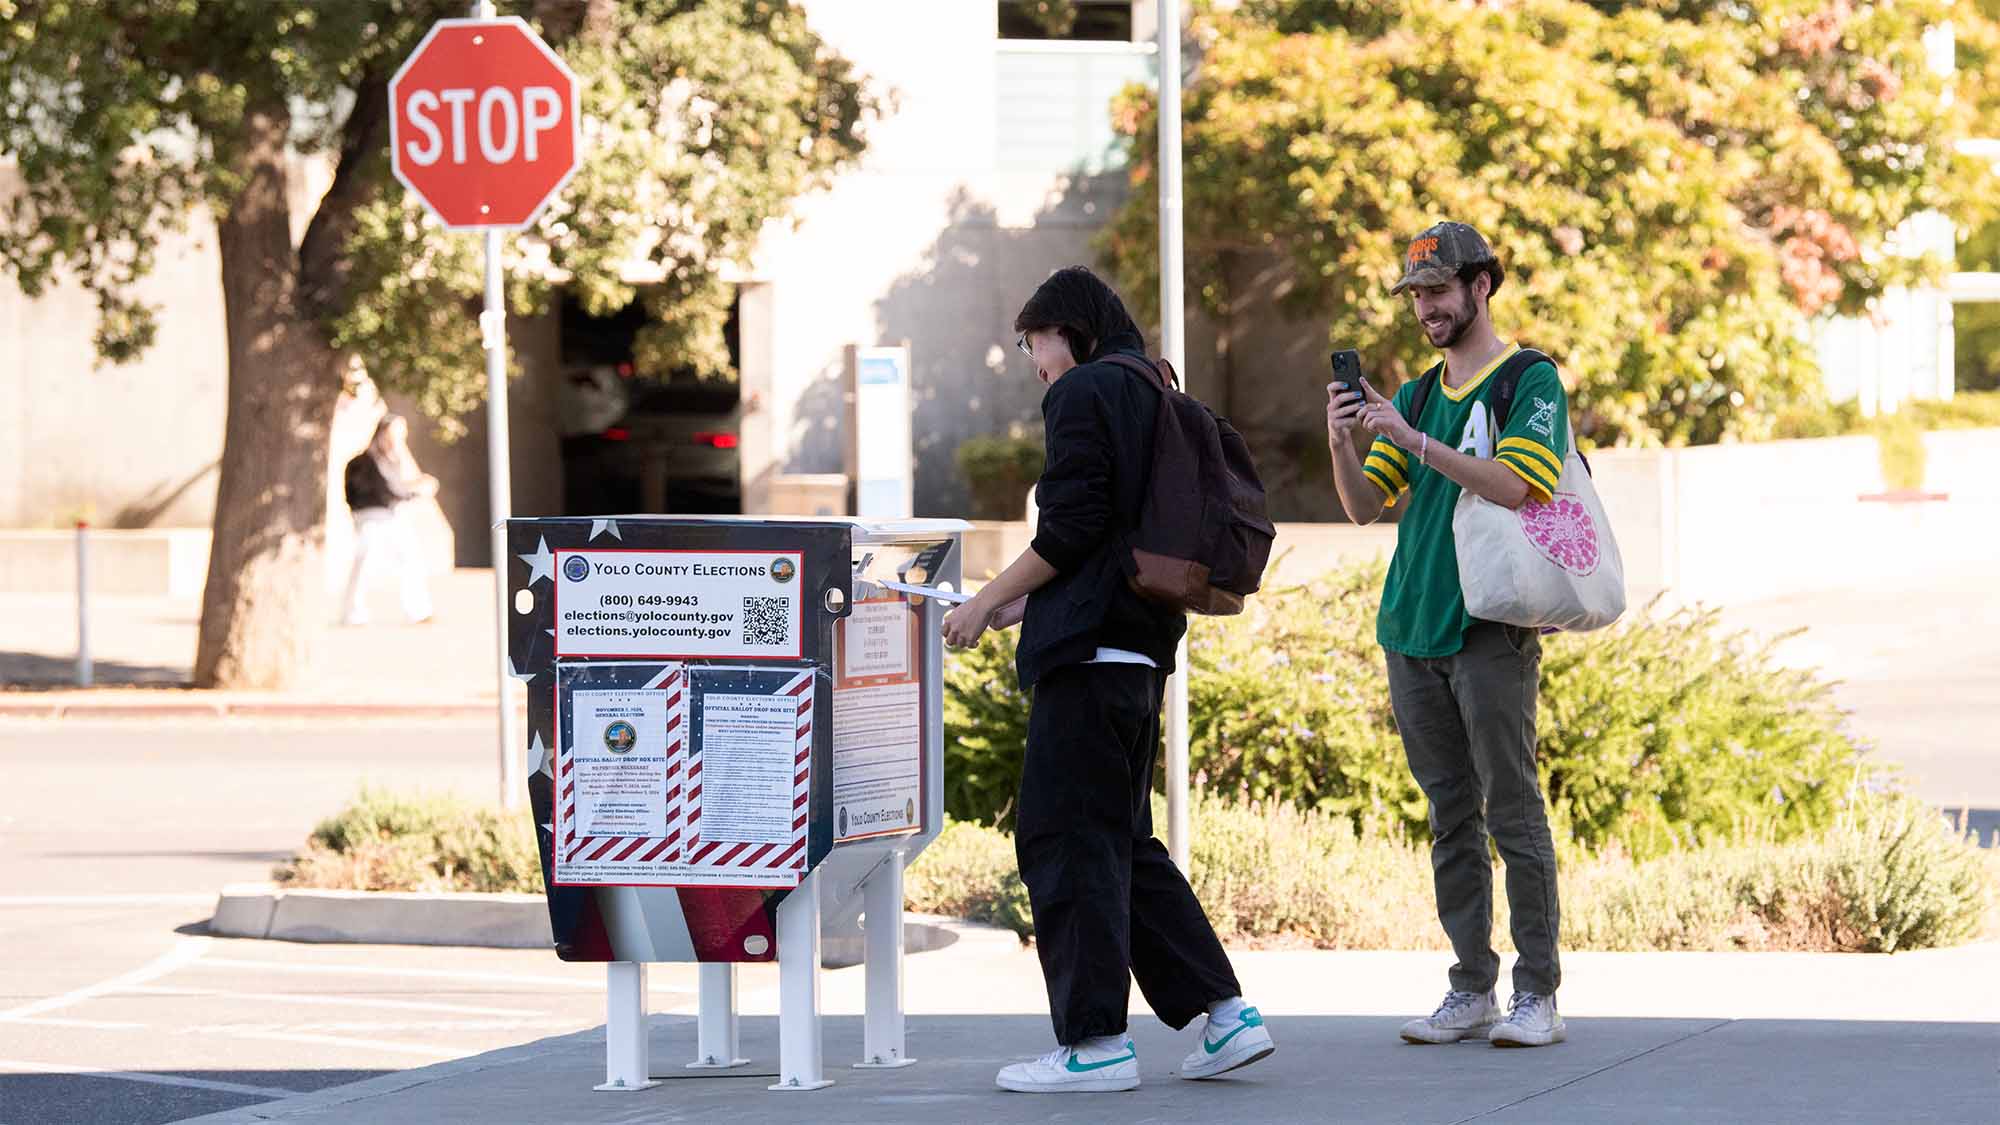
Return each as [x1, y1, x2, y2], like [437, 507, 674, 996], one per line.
[194, 106, 347, 689]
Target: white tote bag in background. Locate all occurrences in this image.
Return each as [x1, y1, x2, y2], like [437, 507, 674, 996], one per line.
[1454, 436, 1626, 633]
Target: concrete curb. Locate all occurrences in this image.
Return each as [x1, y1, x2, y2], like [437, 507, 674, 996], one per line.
[0, 695, 517, 722]
[205, 883, 1006, 957]
[210, 884, 553, 949]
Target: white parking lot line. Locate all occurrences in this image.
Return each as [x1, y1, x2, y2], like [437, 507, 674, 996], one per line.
[194, 1027, 464, 1059]
[0, 936, 211, 1022]
[0, 1056, 301, 1098]
[4, 1017, 147, 1030]
[194, 956, 601, 991]
[125, 984, 545, 1018]
[0, 894, 216, 908]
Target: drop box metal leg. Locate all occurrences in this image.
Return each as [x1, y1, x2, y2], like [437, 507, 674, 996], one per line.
[596, 961, 658, 1091]
[769, 870, 833, 1091]
[687, 962, 748, 1069]
[854, 852, 916, 1068]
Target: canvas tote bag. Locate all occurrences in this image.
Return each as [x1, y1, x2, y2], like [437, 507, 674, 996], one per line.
[1453, 420, 1626, 632]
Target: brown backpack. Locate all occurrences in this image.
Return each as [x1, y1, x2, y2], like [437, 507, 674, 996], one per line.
[1103, 354, 1275, 616]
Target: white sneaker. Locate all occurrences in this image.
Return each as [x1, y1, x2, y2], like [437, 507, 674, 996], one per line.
[995, 1038, 1139, 1093]
[1490, 991, 1566, 1047]
[1400, 989, 1499, 1044]
[1179, 1005, 1274, 1079]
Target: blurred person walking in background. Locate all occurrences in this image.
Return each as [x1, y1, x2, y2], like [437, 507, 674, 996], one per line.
[339, 413, 437, 626]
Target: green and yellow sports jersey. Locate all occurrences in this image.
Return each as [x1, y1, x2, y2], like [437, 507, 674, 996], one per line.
[1361, 343, 1569, 658]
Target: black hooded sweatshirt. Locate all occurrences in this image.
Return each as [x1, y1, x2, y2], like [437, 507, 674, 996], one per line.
[1016, 323, 1187, 689]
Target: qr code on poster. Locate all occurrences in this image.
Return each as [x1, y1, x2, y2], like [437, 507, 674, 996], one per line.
[742, 596, 791, 646]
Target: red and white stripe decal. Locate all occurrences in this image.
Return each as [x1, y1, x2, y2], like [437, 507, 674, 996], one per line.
[681, 671, 813, 872]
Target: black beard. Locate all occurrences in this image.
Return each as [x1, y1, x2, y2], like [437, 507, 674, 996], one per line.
[1426, 296, 1475, 348]
[1435, 314, 1472, 348]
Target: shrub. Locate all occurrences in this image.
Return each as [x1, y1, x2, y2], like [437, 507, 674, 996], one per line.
[943, 566, 1880, 859]
[1871, 412, 1928, 490]
[941, 623, 1029, 830]
[906, 792, 1995, 953]
[1903, 389, 2000, 431]
[1769, 390, 2000, 443]
[1536, 608, 1872, 857]
[275, 787, 544, 894]
[901, 818, 1033, 939]
[955, 434, 1044, 521]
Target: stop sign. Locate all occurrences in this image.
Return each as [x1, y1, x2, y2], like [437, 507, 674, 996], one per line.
[389, 17, 580, 230]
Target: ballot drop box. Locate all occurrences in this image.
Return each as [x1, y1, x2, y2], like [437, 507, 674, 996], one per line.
[504, 516, 965, 1092]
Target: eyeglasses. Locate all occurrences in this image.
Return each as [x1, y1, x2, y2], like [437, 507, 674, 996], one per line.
[1015, 332, 1032, 358]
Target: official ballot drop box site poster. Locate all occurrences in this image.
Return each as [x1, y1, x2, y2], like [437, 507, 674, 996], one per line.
[555, 662, 821, 889]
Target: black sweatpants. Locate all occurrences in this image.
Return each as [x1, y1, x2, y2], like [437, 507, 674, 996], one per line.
[1016, 661, 1241, 1045]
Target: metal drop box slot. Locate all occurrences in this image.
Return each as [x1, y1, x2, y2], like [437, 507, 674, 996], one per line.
[505, 515, 967, 1092]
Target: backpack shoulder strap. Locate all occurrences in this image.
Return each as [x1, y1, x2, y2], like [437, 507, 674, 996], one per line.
[1103, 352, 1177, 391]
[1401, 362, 1444, 428]
[1488, 347, 1553, 431]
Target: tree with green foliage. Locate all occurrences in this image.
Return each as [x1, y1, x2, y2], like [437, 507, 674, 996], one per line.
[0, 1, 873, 687]
[1102, 0, 2000, 446]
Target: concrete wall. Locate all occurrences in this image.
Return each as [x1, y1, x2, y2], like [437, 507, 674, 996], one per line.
[0, 165, 228, 531]
[1592, 429, 2000, 607]
[742, 2, 1154, 519]
[961, 429, 2000, 608]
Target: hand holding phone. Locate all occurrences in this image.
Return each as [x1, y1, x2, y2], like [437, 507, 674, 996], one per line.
[1329, 349, 1367, 406]
[1327, 349, 1371, 446]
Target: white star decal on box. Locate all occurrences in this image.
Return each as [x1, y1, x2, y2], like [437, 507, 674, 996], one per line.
[526, 730, 549, 775]
[518, 537, 556, 585]
[588, 518, 622, 541]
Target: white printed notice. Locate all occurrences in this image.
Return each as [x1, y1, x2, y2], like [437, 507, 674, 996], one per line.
[571, 691, 670, 838]
[554, 550, 804, 659]
[833, 600, 923, 843]
[698, 693, 800, 845]
[841, 598, 911, 680]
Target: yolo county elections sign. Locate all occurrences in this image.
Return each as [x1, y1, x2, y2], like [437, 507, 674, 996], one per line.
[388, 17, 580, 230]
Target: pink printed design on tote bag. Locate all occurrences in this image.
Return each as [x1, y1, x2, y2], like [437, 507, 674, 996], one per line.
[1517, 492, 1600, 576]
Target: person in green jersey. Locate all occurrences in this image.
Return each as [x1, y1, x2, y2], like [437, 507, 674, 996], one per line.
[1326, 222, 1569, 1049]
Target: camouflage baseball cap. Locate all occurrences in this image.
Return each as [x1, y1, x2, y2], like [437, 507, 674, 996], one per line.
[1389, 221, 1497, 294]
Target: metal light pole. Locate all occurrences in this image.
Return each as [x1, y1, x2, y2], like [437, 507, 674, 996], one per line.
[475, 0, 520, 811]
[1157, 0, 1191, 875]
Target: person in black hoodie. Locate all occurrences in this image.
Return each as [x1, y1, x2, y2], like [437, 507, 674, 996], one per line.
[943, 267, 1272, 1093]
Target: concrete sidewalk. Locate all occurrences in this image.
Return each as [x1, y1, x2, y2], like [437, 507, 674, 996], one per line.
[0, 569, 505, 716]
[179, 938, 2000, 1124]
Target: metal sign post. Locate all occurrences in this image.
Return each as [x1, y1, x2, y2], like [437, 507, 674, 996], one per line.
[388, 0, 581, 808]
[1157, 0, 1192, 874]
[483, 226, 518, 810]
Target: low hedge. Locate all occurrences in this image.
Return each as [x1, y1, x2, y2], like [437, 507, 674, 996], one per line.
[274, 787, 543, 894]
[945, 567, 1876, 860]
[904, 790, 1995, 954]
[275, 786, 1992, 954]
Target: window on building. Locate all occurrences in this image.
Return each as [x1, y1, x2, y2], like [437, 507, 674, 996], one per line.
[998, 1, 1134, 42]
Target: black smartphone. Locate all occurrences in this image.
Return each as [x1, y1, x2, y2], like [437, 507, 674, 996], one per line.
[1329, 350, 1366, 405]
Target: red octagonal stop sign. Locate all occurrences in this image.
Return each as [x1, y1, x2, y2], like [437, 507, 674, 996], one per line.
[389, 17, 580, 231]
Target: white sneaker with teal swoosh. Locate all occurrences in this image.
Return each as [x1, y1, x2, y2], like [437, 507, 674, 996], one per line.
[1179, 1005, 1275, 1079]
[995, 1038, 1139, 1093]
